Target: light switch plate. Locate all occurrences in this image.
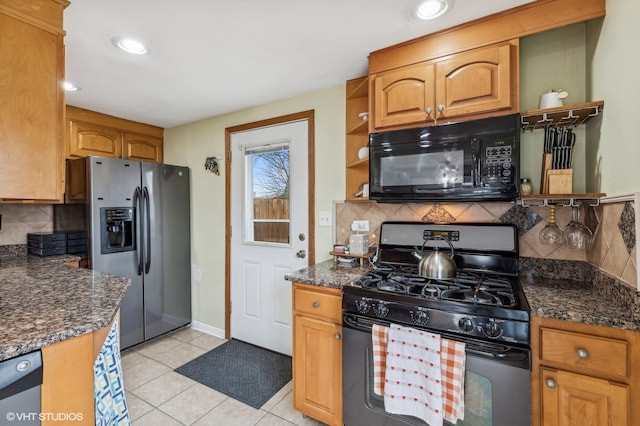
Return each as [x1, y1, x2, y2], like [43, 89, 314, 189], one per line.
[319, 211, 331, 226]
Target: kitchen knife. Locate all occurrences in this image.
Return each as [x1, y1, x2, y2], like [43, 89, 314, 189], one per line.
[567, 128, 575, 168]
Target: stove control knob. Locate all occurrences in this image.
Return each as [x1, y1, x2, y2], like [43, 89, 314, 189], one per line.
[355, 298, 370, 314]
[410, 308, 429, 326]
[458, 317, 474, 332]
[373, 302, 389, 318]
[483, 319, 503, 338]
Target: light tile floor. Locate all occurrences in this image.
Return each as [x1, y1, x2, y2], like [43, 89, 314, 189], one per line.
[122, 327, 325, 426]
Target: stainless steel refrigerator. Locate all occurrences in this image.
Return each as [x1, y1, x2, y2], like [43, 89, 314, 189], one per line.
[59, 156, 191, 349]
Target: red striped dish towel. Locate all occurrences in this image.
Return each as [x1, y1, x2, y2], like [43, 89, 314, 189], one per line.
[372, 324, 389, 396]
[441, 338, 466, 423]
[383, 324, 443, 426]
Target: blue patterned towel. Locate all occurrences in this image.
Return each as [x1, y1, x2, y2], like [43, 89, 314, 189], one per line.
[94, 318, 130, 426]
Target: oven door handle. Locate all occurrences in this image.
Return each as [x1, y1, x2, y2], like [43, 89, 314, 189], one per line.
[344, 313, 529, 363]
[465, 347, 529, 362]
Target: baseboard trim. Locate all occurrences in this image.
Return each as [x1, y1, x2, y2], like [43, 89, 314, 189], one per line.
[190, 320, 225, 339]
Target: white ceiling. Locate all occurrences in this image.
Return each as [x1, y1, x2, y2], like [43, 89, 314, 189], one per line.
[64, 0, 533, 128]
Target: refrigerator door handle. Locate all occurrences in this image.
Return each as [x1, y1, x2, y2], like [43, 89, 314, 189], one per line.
[143, 186, 152, 274]
[134, 186, 143, 276]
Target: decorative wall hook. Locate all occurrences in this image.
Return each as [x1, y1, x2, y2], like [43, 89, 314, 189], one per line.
[204, 157, 220, 175]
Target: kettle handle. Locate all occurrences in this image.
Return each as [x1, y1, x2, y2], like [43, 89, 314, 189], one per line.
[426, 235, 455, 257]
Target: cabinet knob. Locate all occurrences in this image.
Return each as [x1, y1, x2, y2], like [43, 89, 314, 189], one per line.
[576, 348, 589, 359]
[312, 301, 320, 308]
[437, 104, 446, 113]
[545, 379, 557, 389]
[334, 333, 341, 340]
[426, 107, 433, 116]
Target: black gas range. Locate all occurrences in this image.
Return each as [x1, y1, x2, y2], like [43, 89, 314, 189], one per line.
[342, 222, 532, 426]
[342, 221, 530, 346]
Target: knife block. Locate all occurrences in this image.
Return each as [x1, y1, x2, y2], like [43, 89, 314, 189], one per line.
[539, 153, 553, 193]
[544, 169, 573, 194]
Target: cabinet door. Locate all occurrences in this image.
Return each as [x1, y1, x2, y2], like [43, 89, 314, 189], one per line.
[123, 132, 163, 162]
[435, 42, 514, 119]
[293, 315, 342, 426]
[372, 62, 435, 130]
[0, 11, 64, 201]
[68, 120, 122, 159]
[540, 368, 629, 426]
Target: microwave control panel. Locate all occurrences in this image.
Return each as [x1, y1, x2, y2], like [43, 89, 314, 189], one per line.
[484, 142, 515, 183]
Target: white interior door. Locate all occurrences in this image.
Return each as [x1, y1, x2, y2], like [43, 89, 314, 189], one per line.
[230, 119, 309, 355]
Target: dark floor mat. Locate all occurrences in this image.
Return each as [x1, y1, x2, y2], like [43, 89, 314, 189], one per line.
[175, 339, 292, 409]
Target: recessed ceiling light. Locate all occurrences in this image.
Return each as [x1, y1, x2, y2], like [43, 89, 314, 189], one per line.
[63, 81, 81, 92]
[413, 0, 450, 20]
[111, 36, 149, 55]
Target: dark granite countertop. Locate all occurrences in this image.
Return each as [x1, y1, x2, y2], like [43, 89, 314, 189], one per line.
[521, 277, 639, 331]
[286, 259, 640, 333]
[284, 259, 372, 288]
[0, 255, 130, 361]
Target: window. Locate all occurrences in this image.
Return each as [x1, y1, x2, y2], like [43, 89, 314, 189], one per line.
[244, 143, 290, 245]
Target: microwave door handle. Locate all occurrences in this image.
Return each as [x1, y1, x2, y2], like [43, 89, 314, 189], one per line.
[471, 138, 481, 187]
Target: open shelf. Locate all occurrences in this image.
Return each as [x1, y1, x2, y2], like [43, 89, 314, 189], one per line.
[347, 77, 369, 99]
[520, 101, 604, 131]
[347, 119, 369, 135]
[519, 193, 606, 206]
[346, 158, 368, 169]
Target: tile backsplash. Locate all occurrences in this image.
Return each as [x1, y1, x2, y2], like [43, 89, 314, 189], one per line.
[336, 200, 637, 288]
[0, 205, 54, 256]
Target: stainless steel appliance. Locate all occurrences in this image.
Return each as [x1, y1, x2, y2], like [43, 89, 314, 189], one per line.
[0, 351, 42, 426]
[369, 114, 520, 202]
[342, 222, 530, 426]
[58, 156, 191, 349]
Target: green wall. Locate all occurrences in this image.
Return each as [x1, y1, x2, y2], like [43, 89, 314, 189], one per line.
[164, 0, 639, 332]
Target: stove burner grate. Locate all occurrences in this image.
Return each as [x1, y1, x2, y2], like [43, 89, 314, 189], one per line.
[357, 267, 519, 308]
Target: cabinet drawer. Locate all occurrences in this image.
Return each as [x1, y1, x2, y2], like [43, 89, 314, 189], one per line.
[540, 328, 628, 377]
[294, 286, 341, 323]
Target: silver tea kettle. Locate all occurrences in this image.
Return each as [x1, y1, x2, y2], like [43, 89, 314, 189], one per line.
[412, 235, 457, 279]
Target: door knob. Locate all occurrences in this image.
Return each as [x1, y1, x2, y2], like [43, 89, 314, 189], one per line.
[296, 250, 306, 258]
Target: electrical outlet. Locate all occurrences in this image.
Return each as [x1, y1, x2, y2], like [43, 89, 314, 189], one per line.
[319, 211, 332, 226]
[351, 220, 369, 232]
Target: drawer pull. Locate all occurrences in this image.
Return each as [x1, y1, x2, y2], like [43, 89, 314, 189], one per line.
[576, 348, 590, 359]
[312, 301, 320, 308]
[334, 333, 341, 340]
[545, 379, 557, 389]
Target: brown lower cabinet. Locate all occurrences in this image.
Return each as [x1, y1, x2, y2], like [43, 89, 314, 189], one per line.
[531, 316, 640, 426]
[41, 310, 119, 426]
[292, 283, 343, 426]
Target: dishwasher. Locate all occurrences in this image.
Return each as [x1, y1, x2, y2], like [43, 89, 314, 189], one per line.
[0, 351, 43, 426]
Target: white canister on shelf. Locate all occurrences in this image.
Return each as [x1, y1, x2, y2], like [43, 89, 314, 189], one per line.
[357, 147, 369, 160]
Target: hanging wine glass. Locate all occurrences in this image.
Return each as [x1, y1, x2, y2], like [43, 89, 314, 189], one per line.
[539, 205, 564, 246]
[564, 205, 593, 250]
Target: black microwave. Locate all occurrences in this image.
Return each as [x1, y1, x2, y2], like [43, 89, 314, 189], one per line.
[369, 114, 520, 202]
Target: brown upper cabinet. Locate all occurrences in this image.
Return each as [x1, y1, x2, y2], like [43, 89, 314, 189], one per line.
[0, 0, 69, 202]
[66, 106, 164, 163]
[370, 40, 518, 131]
